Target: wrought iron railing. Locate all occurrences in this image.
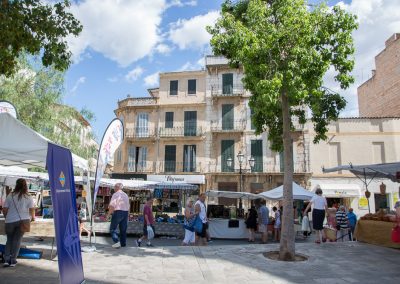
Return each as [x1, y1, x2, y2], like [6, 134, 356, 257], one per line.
[125, 127, 156, 139]
[211, 84, 245, 97]
[210, 120, 246, 131]
[159, 126, 203, 137]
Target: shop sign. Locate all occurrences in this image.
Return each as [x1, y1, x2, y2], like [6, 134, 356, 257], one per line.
[393, 193, 399, 205]
[148, 174, 205, 184]
[358, 197, 369, 209]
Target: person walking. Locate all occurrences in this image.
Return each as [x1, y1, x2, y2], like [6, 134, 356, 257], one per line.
[182, 200, 196, 246]
[108, 183, 129, 248]
[136, 197, 155, 247]
[195, 193, 208, 246]
[303, 186, 328, 244]
[272, 206, 281, 242]
[336, 205, 350, 241]
[257, 200, 270, 243]
[347, 208, 357, 241]
[2, 178, 35, 267]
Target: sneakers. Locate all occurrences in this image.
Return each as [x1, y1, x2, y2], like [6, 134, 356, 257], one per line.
[136, 239, 142, 247]
[3, 262, 10, 268]
[9, 261, 17, 267]
[112, 242, 121, 248]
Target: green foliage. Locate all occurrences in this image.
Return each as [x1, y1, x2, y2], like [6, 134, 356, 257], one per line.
[80, 106, 96, 123]
[0, 55, 97, 160]
[0, 0, 82, 77]
[208, 0, 358, 151]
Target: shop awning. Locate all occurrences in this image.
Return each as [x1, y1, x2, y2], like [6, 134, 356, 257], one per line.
[154, 182, 198, 191]
[318, 184, 361, 198]
[205, 190, 259, 200]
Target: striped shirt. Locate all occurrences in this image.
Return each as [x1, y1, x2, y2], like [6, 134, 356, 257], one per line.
[335, 210, 349, 229]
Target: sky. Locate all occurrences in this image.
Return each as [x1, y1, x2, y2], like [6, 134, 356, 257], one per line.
[63, 0, 400, 141]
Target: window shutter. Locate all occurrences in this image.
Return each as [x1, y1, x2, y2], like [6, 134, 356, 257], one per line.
[222, 104, 234, 130]
[184, 111, 197, 136]
[188, 79, 196, 94]
[221, 140, 234, 172]
[165, 145, 176, 172]
[165, 112, 174, 128]
[170, 80, 178, 95]
[251, 140, 263, 172]
[222, 73, 233, 95]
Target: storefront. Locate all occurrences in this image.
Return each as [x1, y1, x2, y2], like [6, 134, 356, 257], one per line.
[318, 183, 361, 210]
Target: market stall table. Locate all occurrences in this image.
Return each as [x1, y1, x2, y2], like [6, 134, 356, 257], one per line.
[354, 220, 400, 249]
[208, 218, 248, 239]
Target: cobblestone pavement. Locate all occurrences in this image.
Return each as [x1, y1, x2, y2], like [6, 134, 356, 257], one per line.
[1, 236, 399, 284]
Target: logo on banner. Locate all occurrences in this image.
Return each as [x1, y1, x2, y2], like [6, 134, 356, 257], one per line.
[59, 172, 66, 187]
[63, 210, 81, 267]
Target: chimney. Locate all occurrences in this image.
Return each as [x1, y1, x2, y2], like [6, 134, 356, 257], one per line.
[385, 33, 400, 48]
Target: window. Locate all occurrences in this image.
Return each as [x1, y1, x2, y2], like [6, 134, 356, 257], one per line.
[188, 79, 196, 95]
[222, 73, 233, 95]
[184, 111, 197, 136]
[170, 80, 178, 96]
[165, 145, 176, 172]
[221, 140, 234, 172]
[250, 108, 255, 130]
[251, 140, 263, 172]
[165, 112, 174, 128]
[136, 113, 149, 137]
[222, 104, 234, 130]
[183, 145, 196, 172]
[127, 146, 147, 172]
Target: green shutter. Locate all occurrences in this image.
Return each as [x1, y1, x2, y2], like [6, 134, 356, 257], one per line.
[222, 104, 234, 130]
[188, 79, 196, 94]
[165, 145, 176, 172]
[170, 80, 178, 95]
[221, 140, 234, 172]
[184, 111, 197, 136]
[251, 140, 263, 172]
[250, 108, 255, 130]
[165, 112, 174, 128]
[222, 73, 233, 95]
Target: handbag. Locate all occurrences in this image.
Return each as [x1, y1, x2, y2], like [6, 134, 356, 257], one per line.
[147, 225, 154, 240]
[11, 194, 31, 233]
[193, 215, 203, 233]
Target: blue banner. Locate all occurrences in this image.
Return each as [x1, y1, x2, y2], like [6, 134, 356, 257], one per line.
[47, 143, 84, 284]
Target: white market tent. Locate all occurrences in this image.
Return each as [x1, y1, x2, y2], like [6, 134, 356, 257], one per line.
[0, 112, 88, 171]
[205, 190, 259, 200]
[258, 182, 315, 201]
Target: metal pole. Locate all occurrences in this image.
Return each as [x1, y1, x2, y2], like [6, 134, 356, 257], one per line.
[239, 161, 243, 210]
[364, 169, 371, 214]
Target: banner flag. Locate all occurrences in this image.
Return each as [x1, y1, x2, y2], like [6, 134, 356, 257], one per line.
[47, 143, 85, 284]
[0, 100, 17, 118]
[93, 118, 123, 206]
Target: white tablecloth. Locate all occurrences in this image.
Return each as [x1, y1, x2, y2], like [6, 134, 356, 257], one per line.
[208, 218, 248, 239]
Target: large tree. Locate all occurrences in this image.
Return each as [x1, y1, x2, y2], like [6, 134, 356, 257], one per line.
[208, 0, 357, 260]
[0, 55, 97, 160]
[0, 0, 82, 77]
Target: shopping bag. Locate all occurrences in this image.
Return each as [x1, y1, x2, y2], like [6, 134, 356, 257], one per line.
[193, 215, 203, 233]
[301, 216, 310, 232]
[147, 225, 155, 240]
[391, 225, 400, 243]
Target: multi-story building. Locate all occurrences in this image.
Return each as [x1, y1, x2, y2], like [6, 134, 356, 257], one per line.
[307, 117, 400, 216]
[358, 33, 400, 117]
[113, 56, 310, 207]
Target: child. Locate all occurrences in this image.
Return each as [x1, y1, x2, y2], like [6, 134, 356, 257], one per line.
[272, 207, 281, 242]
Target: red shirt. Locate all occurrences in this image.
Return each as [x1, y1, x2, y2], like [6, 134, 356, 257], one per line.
[143, 204, 154, 225]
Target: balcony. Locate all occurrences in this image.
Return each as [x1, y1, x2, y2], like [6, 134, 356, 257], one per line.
[205, 56, 229, 66]
[211, 120, 246, 132]
[125, 127, 156, 140]
[208, 161, 308, 173]
[211, 84, 245, 98]
[159, 127, 204, 138]
[127, 98, 157, 107]
[124, 161, 155, 173]
[156, 161, 203, 173]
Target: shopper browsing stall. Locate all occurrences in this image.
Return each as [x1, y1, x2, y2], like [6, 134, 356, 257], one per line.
[182, 200, 196, 246]
[195, 193, 208, 246]
[137, 197, 155, 247]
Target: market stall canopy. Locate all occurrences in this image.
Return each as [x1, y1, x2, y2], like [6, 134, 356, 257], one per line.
[258, 182, 315, 200]
[0, 113, 88, 171]
[318, 183, 361, 198]
[205, 190, 259, 200]
[100, 178, 158, 190]
[323, 162, 400, 183]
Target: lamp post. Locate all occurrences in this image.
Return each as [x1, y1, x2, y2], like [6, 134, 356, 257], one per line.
[226, 151, 256, 211]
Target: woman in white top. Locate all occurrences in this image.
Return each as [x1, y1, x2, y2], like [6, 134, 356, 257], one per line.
[2, 178, 35, 267]
[182, 200, 196, 245]
[303, 186, 328, 244]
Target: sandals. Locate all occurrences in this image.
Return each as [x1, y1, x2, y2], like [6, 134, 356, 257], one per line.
[315, 240, 321, 244]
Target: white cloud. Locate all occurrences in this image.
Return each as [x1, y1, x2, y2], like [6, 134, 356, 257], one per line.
[71, 76, 86, 93]
[107, 76, 119, 83]
[144, 72, 160, 87]
[155, 44, 173, 55]
[167, 0, 197, 8]
[324, 0, 400, 117]
[67, 0, 167, 66]
[125, 66, 144, 82]
[177, 57, 204, 71]
[169, 11, 220, 50]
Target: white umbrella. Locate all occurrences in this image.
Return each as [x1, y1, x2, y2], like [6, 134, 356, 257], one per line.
[205, 190, 260, 200]
[258, 182, 315, 201]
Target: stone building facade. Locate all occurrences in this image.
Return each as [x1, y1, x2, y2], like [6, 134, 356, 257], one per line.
[358, 33, 400, 117]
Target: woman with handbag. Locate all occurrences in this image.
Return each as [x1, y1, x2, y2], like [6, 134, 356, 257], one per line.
[182, 200, 196, 246]
[2, 178, 35, 267]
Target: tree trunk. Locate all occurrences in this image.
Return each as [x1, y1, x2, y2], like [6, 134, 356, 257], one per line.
[279, 89, 295, 261]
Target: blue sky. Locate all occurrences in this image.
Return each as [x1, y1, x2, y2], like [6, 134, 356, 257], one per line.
[63, 0, 400, 141]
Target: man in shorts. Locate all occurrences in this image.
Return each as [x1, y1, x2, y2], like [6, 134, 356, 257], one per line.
[257, 199, 269, 243]
[195, 193, 208, 246]
[136, 197, 155, 247]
